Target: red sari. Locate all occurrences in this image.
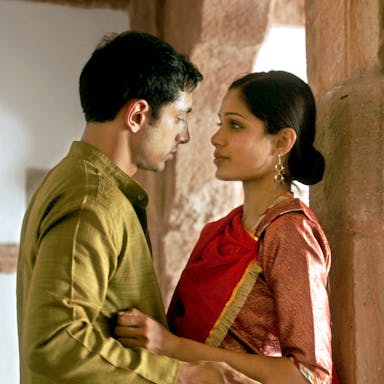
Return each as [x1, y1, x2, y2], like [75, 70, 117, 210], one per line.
[168, 197, 335, 384]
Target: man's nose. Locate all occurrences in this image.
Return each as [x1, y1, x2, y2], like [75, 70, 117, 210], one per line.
[178, 127, 190, 144]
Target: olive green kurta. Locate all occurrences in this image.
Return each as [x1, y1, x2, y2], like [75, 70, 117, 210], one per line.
[17, 141, 178, 384]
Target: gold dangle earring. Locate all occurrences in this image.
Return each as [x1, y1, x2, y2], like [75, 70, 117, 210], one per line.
[274, 154, 286, 185]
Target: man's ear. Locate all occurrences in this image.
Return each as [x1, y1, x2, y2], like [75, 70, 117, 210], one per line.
[274, 127, 297, 156]
[123, 99, 150, 133]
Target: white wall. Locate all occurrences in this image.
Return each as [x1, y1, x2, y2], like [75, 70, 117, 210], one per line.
[254, 25, 307, 81]
[0, 2, 129, 383]
[0, 1, 129, 242]
[0, 274, 18, 382]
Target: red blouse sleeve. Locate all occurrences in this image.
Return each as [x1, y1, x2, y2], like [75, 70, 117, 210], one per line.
[259, 211, 332, 383]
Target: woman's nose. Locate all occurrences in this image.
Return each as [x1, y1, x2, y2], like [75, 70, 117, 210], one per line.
[211, 128, 223, 146]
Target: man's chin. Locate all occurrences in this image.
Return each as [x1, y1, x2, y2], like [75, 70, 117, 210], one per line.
[138, 162, 166, 173]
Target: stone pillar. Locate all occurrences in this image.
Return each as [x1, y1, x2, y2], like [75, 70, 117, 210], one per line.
[128, 0, 272, 304]
[161, 0, 272, 305]
[306, 1, 384, 383]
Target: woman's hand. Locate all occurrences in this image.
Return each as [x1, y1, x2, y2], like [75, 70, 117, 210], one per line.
[115, 308, 179, 356]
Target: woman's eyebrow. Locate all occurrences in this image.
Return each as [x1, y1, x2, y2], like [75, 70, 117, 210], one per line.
[222, 111, 248, 119]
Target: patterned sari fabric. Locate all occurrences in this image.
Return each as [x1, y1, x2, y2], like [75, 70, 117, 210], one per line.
[168, 197, 334, 384]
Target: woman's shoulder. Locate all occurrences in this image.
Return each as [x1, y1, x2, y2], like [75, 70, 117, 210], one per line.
[255, 197, 321, 238]
[257, 198, 331, 271]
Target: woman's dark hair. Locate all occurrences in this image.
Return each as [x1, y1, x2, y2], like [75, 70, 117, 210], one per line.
[229, 71, 324, 185]
[79, 31, 203, 122]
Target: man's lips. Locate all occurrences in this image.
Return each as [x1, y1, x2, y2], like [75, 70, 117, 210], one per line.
[166, 149, 177, 160]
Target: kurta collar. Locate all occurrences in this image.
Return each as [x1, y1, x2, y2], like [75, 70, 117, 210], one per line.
[68, 141, 148, 208]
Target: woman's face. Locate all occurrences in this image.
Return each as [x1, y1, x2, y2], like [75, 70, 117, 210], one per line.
[211, 88, 278, 182]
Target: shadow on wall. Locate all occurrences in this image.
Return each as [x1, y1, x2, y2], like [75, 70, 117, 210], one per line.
[0, 167, 46, 277]
[26, 168, 48, 204]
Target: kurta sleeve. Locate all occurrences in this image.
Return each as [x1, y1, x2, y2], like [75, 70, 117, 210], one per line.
[259, 211, 332, 383]
[24, 201, 178, 384]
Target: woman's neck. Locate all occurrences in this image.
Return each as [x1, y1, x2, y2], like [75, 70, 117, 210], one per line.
[241, 180, 291, 231]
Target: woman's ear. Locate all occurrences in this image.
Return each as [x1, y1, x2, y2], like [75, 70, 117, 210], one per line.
[275, 127, 297, 156]
[123, 99, 150, 133]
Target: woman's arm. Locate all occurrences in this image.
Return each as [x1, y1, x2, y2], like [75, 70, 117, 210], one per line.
[259, 212, 332, 383]
[116, 309, 308, 384]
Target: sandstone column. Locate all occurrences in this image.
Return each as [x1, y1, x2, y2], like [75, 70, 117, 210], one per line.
[161, 0, 273, 305]
[306, 1, 384, 383]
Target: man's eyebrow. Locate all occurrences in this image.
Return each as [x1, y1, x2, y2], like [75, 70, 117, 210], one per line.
[176, 102, 192, 113]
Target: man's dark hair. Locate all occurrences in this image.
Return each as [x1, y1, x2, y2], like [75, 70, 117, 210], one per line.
[79, 31, 203, 122]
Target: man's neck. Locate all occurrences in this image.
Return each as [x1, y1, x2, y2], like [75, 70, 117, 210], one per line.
[81, 121, 137, 176]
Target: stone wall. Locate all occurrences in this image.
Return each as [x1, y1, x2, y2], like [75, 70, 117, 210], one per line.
[307, 1, 384, 383]
[129, 0, 272, 305]
[0, 244, 18, 273]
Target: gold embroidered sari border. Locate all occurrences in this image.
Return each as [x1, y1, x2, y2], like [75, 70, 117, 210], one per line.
[205, 260, 262, 347]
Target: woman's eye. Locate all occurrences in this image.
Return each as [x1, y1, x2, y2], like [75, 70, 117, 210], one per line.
[230, 120, 242, 129]
[216, 121, 222, 127]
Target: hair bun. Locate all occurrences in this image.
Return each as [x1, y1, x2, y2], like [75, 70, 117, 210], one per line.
[289, 147, 325, 185]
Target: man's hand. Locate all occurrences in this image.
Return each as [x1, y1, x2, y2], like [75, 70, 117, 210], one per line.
[177, 361, 262, 384]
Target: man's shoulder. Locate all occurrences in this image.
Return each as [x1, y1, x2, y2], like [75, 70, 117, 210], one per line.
[31, 157, 135, 225]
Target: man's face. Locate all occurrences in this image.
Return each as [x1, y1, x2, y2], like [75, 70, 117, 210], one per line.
[132, 91, 193, 172]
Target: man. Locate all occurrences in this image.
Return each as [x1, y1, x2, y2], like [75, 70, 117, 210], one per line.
[17, 31, 255, 384]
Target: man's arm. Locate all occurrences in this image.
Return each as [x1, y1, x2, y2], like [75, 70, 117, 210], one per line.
[22, 206, 176, 383]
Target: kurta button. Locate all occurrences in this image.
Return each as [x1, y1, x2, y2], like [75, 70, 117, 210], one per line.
[137, 194, 144, 201]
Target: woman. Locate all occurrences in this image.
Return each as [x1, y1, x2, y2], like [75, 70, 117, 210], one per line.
[116, 71, 335, 384]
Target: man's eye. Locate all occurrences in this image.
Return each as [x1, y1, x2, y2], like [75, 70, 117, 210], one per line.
[177, 117, 187, 128]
